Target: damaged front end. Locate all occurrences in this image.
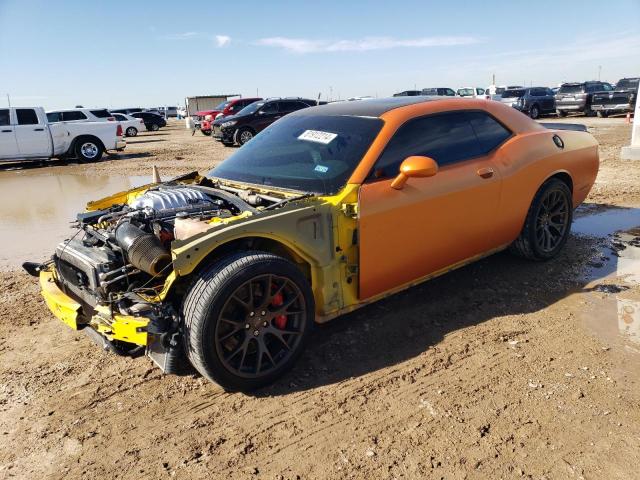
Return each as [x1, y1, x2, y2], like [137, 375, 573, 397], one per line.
[26, 173, 271, 372]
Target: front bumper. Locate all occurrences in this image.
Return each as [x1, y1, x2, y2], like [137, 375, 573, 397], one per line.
[212, 125, 234, 143]
[39, 267, 149, 346]
[556, 102, 586, 111]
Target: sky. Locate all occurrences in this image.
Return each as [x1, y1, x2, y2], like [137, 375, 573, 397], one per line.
[1, 0, 639, 109]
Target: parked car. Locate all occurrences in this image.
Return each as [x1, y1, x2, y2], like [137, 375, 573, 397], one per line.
[157, 106, 178, 117]
[0, 106, 124, 163]
[393, 90, 423, 97]
[421, 88, 456, 97]
[591, 77, 639, 117]
[501, 87, 556, 118]
[46, 108, 116, 123]
[555, 81, 613, 117]
[130, 112, 167, 131]
[199, 98, 263, 135]
[457, 87, 485, 98]
[112, 113, 145, 137]
[111, 108, 144, 115]
[27, 97, 599, 391]
[212, 98, 314, 146]
[484, 85, 524, 101]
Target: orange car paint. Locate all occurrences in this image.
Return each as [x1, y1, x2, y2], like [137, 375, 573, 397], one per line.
[348, 99, 598, 300]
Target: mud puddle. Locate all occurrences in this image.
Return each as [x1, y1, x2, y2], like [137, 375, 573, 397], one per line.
[0, 169, 150, 270]
[572, 207, 640, 384]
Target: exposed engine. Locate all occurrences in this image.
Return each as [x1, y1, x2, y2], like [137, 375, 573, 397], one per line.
[53, 184, 258, 309]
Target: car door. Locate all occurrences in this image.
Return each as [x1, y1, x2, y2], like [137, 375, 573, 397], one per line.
[358, 111, 510, 299]
[253, 102, 280, 132]
[14, 108, 50, 157]
[0, 109, 19, 159]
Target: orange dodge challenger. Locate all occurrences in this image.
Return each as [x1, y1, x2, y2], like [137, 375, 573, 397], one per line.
[28, 97, 599, 391]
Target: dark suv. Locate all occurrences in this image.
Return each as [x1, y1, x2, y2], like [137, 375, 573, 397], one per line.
[501, 87, 556, 118]
[212, 98, 315, 146]
[130, 112, 167, 131]
[591, 77, 639, 117]
[555, 81, 612, 116]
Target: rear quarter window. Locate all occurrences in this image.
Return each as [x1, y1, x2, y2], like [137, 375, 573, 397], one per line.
[62, 111, 88, 121]
[90, 109, 112, 118]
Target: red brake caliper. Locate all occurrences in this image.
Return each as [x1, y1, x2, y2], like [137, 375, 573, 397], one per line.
[271, 291, 287, 329]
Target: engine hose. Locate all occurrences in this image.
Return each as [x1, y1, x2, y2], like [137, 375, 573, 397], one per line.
[115, 222, 171, 276]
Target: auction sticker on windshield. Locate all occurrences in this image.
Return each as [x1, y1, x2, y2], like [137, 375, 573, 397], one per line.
[298, 130, 338, 145]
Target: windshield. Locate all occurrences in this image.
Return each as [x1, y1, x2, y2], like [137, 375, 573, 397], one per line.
[559, 84, 584, 94]
[617, 79, 639, 90]
[236, 101, 264, 116]
[214, 101, 230, 110]
[208, 115, 383, 195]
[501, 89, 525, 98]
[458, 88, 474, 96]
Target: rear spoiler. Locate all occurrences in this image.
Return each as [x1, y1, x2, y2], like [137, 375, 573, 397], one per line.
[539, 122, 587, 132]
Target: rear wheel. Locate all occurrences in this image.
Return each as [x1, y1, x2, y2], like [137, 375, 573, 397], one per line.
[182, 252, 314, 391]
[201, 130, 212, 136]
[510, 178, 572, 261]
[529, 104, 540, 119]
[125, 126, 138, 137]
[150, 123, 160, 131]
[75, 138, 103, 162]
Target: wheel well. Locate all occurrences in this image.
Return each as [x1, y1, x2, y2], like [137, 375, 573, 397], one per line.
[549, 172, 573, 193]
[71, 135, 106, 153]
[173, 237, 313, 297]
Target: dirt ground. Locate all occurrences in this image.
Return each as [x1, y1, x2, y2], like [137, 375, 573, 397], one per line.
[1, 118, 639, 479]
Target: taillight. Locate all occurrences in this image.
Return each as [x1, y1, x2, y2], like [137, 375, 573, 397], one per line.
[139, 120, 144, 125]
[116, 124, 123, 137]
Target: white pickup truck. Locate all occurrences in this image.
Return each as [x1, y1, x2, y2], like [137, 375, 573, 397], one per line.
[0, 107, 125, 163]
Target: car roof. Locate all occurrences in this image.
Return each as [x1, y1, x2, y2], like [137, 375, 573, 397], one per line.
[46, 108, 107, 112]
[292, 96, 439, 118]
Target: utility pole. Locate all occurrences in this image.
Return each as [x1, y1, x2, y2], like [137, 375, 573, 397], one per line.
[329, 86, 333, 102]
[6, 94, 10, 107]
[598, 65, 602, 81]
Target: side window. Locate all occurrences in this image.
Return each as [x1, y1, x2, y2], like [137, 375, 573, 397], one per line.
[445, 89, 456, 96]
[46, 112, 62, 122]
[16, 109, 39, 125]
[0, 109, 9, 126]
[260, 102, 279, 114]
[62, 111, 87, 121]
[90, 109, 111, 118]
[467, 111, 511, 152]
[371, 112, 485, 178]
[530, 88, 543, 97]
[477, 88, 485, 95]
[278, 101, 298, 112]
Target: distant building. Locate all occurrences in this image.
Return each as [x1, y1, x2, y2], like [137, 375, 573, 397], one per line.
[185, 95, 241, 115]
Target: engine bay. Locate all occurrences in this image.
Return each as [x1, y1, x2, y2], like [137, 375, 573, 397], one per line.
[52, 181, 273, 310]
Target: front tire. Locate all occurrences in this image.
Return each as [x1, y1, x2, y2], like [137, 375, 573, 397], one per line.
[556, 109, 567, 117]
[182, 252, 314, 391]
[596, 111, 609, 118]
[126, 126, 138, 137]
[510, 178, 573, 261]
[237, 127, 254, 145]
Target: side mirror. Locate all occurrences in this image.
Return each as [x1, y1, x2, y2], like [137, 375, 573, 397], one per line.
[391, 156, 438, 190]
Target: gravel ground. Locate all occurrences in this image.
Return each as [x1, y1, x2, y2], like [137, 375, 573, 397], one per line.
[0, 117, 639, 480]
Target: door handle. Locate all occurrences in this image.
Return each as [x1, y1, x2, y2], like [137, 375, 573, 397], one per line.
[1, 129, 12, 133]
[34, 128, 44, 131]
[274, 116, 281, 119]
[477, 167, 494, 179]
